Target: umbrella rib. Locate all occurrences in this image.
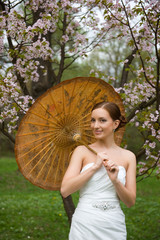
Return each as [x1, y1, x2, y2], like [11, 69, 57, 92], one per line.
[82, 123, 91, 128]
[70, 80, 91, 115]
[27, 141, 55, 178]
[18, 129, 69, 160]
[74, 81, 103, 116]
[53, 148, 71, 185]
[22, 137, 54, 170]
[35, 145, 55, 182]
[68, 80, 76, 114]
[44, 147, 60, 184]
[17, 129, 56, 137]
[37, 101, 62, 126]
[19, 134, 54, 159]
[62, 84, 66, 115]
[63, 146, 76, 180]
[82, 132, 94, 138]
[77, 112, 91, 122]
[82, 118, 92, 124]
[16, 132, 55, 149]
[29, 111, 61, 127]
[53, 149, 63, 185]
[24, 121, 58, 129]
[48, 91, 63, 122]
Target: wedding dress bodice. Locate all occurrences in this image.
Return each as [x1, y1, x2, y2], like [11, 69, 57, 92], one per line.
[69, 162, 127, 240]
[78, 163, 126, 206]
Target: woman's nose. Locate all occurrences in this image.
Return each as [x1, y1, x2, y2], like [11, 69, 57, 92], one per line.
[94, 121, 99, 128]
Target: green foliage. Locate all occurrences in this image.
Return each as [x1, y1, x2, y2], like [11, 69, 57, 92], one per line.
[122, 124, 144, 154]
[0, 156, 160, 240]
[61, 60, 92, 81]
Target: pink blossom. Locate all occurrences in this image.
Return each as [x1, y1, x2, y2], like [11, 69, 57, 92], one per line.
[135, 122, 139, 127]
[149, 142, 156, 149]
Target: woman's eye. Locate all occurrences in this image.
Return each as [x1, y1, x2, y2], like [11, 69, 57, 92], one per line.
[100, 119, 107, 122]
[91, 119, 95, 122]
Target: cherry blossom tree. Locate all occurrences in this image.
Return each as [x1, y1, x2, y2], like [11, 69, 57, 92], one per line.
[0, 0, 160, 222]
[97, 0, 160, 181]
[0, 0, 106, 136]
[0, 0, 111, 223]
[85, 0, 160, 181]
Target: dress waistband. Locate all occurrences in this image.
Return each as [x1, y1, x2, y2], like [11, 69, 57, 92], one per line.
[77, 200, 121, 211]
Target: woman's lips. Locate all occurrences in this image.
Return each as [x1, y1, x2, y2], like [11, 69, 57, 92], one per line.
[94, 130, 102, 134]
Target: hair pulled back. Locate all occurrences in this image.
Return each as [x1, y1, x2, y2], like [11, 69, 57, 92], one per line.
[92, 101, 127, 130]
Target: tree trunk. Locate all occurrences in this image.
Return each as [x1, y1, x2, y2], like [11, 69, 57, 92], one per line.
[120, 47, 137, 87]
[61, 194, 75, 225]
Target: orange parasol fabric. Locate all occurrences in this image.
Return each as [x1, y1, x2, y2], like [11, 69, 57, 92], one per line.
[15, 77, 125, 191]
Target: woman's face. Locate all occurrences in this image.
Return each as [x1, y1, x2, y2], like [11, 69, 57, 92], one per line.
[91, 108, 117, 139]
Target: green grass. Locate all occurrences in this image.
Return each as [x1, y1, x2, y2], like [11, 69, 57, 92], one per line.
[123, 178, 160, 240]
[0, 156, 160, 240]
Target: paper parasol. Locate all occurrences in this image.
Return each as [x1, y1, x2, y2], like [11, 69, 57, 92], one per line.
[15, 77, 125, 190]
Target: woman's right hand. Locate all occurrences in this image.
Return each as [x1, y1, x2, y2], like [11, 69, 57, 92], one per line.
[92, 152, 109, 170]
[61, 146, 105, 198]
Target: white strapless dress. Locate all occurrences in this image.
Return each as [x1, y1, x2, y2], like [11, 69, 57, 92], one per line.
[69, 163, 127, 240]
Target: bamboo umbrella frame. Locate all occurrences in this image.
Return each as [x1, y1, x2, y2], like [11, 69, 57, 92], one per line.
[15, 77, 125, 191]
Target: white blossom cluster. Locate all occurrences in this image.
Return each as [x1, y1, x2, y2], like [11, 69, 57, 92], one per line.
[0, 70, 34, 133]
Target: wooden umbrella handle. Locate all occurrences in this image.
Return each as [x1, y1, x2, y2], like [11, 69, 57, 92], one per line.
[73, 134, 97, 155]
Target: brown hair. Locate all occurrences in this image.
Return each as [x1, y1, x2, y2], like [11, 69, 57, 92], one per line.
[92, 101, 127, 130]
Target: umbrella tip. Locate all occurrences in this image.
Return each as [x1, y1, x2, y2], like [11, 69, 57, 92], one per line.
[73, 133, 81, 142]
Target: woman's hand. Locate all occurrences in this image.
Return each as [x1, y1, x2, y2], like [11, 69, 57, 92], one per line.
[92, 152, 108, 170]
[103, 158, 119, 183]
[93, 152, 119, 183]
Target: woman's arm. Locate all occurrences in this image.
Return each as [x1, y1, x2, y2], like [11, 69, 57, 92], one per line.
[60, 146, 102, 198]
[105, 151, 136, 208]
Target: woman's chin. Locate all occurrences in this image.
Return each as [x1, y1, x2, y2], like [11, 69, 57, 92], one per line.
[94, 134, 104, 139]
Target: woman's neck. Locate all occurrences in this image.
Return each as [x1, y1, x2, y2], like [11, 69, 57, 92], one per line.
[93, 137, 118, 150]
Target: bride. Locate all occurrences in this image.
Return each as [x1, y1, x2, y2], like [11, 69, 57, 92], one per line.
[61, 101, 136, 240]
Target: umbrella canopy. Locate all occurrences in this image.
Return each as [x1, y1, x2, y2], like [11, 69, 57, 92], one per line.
[15, 77, 125, 190]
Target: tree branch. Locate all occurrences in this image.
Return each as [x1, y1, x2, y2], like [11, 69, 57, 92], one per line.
[136, 148, 145, 162]
[139, 1, 155, 33]
[57, 13, 67, 84]
[155, 18, 160, 114]
[121, 0, 155, 89]
[136, 156, 160, 181]
[120, 47, 137, 87]
[7, 37, 30, 96]
[0, 122, 15, 144]
[127, 96, 157, 121]
[0, 0, 5, 11]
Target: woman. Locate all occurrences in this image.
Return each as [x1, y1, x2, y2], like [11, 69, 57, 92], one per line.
[61, 101, 136, 240]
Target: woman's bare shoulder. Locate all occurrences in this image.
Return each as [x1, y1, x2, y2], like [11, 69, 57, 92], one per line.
[120, 147, 136, 167]
[120, 147, 135, 157]
[74, 145, 90, 152]
[72, 145, 91, 157]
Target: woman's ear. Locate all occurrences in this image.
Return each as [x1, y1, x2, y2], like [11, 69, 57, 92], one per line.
[114, 120, 120, 130]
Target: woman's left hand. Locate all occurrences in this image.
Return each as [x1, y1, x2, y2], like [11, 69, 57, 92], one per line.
[103, 159, 119, 183]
